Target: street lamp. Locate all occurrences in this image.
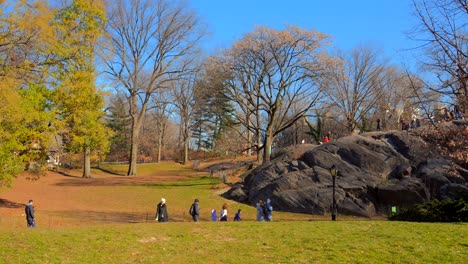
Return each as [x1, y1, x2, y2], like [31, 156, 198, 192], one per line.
[330, 165, 338, 221]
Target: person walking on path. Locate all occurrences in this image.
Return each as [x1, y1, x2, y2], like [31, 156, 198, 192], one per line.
[265, 198, 273, 221]
[190, 198, 200, 222]
[25, 199, 35, 228]
[155, 198, 169, 222]
[233, 209, 241, 221]
[219, 203, 228, 221]
[211, 209, 217, 221]
[256, 202, 264, 221]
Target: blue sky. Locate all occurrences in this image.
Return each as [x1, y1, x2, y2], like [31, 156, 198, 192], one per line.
[190, 0, 420, 66]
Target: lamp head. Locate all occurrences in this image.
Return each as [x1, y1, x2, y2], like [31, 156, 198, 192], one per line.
[330, 165, 338, 177]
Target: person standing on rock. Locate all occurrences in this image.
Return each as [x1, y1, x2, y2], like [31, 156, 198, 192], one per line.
[25, 199, 35, 228]
[155, 198, 168, 222]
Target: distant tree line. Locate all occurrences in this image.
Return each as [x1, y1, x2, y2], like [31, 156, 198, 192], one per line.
[0, 0, 466, 185]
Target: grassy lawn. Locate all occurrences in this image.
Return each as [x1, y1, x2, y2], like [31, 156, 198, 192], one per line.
[98, 161, 202, 177]
[1, 221, 467, 263]
[1, 161, 467, 263]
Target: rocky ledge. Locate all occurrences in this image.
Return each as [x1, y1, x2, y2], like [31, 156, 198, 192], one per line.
[223, 130, 468, 217]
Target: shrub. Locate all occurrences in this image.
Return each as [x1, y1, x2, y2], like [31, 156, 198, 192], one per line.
[389, 196, 468, 222]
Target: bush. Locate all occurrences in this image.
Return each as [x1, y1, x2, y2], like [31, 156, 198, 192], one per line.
[389, 196, 468, 222]
[415, 123, 468, 169]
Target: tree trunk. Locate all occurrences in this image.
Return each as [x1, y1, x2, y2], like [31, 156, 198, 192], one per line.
[157, 134, 162, 163]
[263, 129, 273, 164]
[256, 130, 263, 164]
[246, 130, 252, 156]
[255, 106, 262, 163]
[347, 118, 356, 134]
[127, 131, 138, 176]
[182, 120, 190, 164]
[82, 146, 91, 178]
[183, 136, 189, 164]
[127, 94, 146, 176]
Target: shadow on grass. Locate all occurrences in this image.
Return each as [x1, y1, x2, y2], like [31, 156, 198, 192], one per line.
[93, 167, 126, 176]
[53, 175, 219, 187]
[57, 171, 82, 178]
[51, 210, 152, 224]
[140, 177, 221, 187]
[0, 198, 25, 209]
[50, 210, 187, 223]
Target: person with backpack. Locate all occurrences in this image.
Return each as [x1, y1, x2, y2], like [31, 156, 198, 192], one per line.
[155, 198, 168, 222]
[265, 198, 273, 221]
[189, 198, 200, 222]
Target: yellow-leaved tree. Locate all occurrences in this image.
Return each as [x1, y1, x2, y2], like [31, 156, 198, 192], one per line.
[52, 0, 112, 178]
[0, 0, 57, 186]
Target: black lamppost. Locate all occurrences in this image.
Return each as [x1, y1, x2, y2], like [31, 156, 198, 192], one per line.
[330, 165, 338, 221]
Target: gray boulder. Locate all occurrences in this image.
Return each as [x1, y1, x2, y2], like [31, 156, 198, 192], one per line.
[224, 131, 468, 217]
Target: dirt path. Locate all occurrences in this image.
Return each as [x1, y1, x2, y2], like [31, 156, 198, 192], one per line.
[0, 169, 193, 228]
[0, 158, 257, 228]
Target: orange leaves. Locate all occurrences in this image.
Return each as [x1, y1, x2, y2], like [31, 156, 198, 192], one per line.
[417, 123, 468, 168]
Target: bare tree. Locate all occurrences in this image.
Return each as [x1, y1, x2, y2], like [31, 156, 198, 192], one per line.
[103, 0, 204, 175]
[151, 89, 174, 163]
[411, 0, 468, 115]
[219, 26, 332, 163]
[171, 69, 201, 164]
[321, 46, 387, 133]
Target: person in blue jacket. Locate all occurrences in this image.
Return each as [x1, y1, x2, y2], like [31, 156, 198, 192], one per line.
[265, 198, 273, 221]
[211, 209, 217, 221]
[234, 209, 241, 221]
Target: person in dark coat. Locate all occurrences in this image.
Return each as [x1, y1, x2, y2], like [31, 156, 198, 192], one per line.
[25, 199, 35, 228]
[155, 198, 168, 222]
[190, 198, 200, 222]
[233, 209, 241, 221]
[265, 198, 273, 221]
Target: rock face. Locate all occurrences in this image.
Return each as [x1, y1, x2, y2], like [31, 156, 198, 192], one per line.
[223, 131, 468, 217]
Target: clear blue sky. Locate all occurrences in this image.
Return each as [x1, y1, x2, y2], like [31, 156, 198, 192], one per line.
[190, 0, 419, 65]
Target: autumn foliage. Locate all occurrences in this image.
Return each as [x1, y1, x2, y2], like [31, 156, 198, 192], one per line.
[416, 122, 468, 169]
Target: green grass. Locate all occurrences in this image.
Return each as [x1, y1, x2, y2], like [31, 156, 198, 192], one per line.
[1, 221, 467, 263]
[98, 162, 199, 177]
[2, 162, 467, 263]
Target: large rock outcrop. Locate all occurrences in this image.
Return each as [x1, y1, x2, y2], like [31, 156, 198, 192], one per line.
[223, 131, 468, 217]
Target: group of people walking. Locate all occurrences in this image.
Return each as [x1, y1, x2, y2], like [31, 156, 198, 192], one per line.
[155, 198, 273, 222]
[23, 197, 273, 227]
[256, 199, 273, 221]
